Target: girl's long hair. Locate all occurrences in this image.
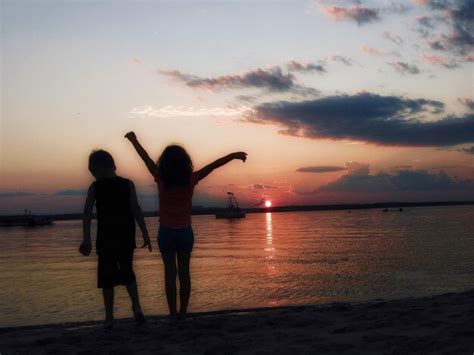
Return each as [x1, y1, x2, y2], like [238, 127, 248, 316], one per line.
[158, 145, 193, 187]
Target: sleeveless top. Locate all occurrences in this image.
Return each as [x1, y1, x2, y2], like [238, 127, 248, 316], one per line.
[156, 172, 199, 229]
[94, 176, 136, 254]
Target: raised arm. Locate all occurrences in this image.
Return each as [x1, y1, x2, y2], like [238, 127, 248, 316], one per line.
[196, 152, 247, 181]
[124, 131, 159, 180]
[79, 183, 95, 256]
[129, 181, 152, 252]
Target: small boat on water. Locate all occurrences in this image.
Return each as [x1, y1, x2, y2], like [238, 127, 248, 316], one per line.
[0, 210, 53, 227]
[215, 192, 246, 219]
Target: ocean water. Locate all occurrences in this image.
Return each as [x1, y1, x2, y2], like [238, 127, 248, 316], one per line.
[1, 206, 473, 327]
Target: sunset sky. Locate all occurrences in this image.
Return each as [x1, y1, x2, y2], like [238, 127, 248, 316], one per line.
[1, 0, 473, 214]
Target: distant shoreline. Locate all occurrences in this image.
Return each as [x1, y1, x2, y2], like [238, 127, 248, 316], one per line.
[1, 200, 473, 222]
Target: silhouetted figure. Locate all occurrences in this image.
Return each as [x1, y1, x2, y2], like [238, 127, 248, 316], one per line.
[125, 131, 247, 320]
[79, 150, 152, 329]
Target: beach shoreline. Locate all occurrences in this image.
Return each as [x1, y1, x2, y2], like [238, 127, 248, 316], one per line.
[2, 290, 474, 354]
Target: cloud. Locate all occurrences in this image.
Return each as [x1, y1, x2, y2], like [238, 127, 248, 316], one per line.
[296, 166, 347, 173]
[319, 5, 379, 25]
[327, 54, 354, 66]
[236, 95, 257, 103]
[286, 60, 326, 74]
[344, 161, 370, 175]
[361, 44, 384, 56]
[248, 92, 474, 147]
[417, 15, 435, 29]
[160, 66, 320, 97]
[160, 67, 295, 92]
[388, 61, 421, 74]
[448, 23, 474, 54]
[295, 161, 369, 174]
[429, 40, 446, 50]
[458, 146, 474, 154]
[392, 165, 414, 171]
[317, 168, 474, 193]
[0, 192, 37, 198]
[129, 105, 251, 118]
[413, 0, 450, 10]
[300, 160, 473, 195]
[414, 0, 474, 56]
[420, 54, 460, 68]
[458, 98, 474, 111]
[361, 44, 401, 57]
[252, 184, 276, 190]
[384, 31, 404, 45]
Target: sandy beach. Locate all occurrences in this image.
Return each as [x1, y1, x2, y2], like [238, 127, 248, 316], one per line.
[2, 290, 474, 354]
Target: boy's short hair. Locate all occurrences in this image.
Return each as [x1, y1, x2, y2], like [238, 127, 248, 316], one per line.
[89, 150, 115, 170]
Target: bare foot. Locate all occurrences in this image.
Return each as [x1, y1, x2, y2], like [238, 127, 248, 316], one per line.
[177, 312, 187, 321]
[103, 318, 114, 330]
[134, 311, 146, 326]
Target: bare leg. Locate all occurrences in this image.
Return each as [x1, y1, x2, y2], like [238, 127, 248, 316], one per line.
[177, 251, 191, 319]
[126, 280, 146, 325]
[126, 280, 141, 313]
[103, 287, 114, 328]
[161, 252, 178, 317]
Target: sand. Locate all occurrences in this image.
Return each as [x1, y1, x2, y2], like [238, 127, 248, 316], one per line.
[1, 290, 474, 354]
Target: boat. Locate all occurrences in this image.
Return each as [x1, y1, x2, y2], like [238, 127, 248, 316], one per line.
[0, 210, 53, 227]
[215, 192, 246, 219]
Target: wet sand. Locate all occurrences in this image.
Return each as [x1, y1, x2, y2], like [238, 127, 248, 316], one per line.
[1, 290, 474, 354]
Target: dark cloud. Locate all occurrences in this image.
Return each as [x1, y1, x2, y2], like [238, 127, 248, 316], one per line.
[307, 160, 473, 194]
[448, 23, 474, 54]
[328, 54, 354, 66]
[429, 40, 446, 50]
[458, 146, 474, 154]
[249, 92, 474, 147]
[296, 166, 347, 173]
[420, 0, 451, 10]
[414, 0, 474, 56]
[389, 61, 421, 74]
[0, 192, 37, 198]
[55, 189, 87, 196]
[318, 168, 473, 193]
[236, 95, 257, 103]
[160, 67, 295, 92]
[417, 15, 435, 29]
[160, 67, 319, 97]
[384, 31, 404, 45]
[287, 60, 326, 74]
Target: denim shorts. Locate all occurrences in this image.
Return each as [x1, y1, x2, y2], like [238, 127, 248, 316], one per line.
[158, 225, 194, 253]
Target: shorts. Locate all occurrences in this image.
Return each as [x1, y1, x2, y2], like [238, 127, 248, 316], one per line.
[158, 225, 194, 254]
[97, 250, 136, 288]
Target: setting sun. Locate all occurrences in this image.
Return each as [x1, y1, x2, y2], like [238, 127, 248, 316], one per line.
[265, 200, 272, 208]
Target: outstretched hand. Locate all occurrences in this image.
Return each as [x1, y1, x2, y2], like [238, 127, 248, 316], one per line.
[233, 152, 247, 162]
[79, 241, 92, 256]
[125, 131, 137, 142]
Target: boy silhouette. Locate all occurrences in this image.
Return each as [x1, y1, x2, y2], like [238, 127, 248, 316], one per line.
[79, 150, 152, 329]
